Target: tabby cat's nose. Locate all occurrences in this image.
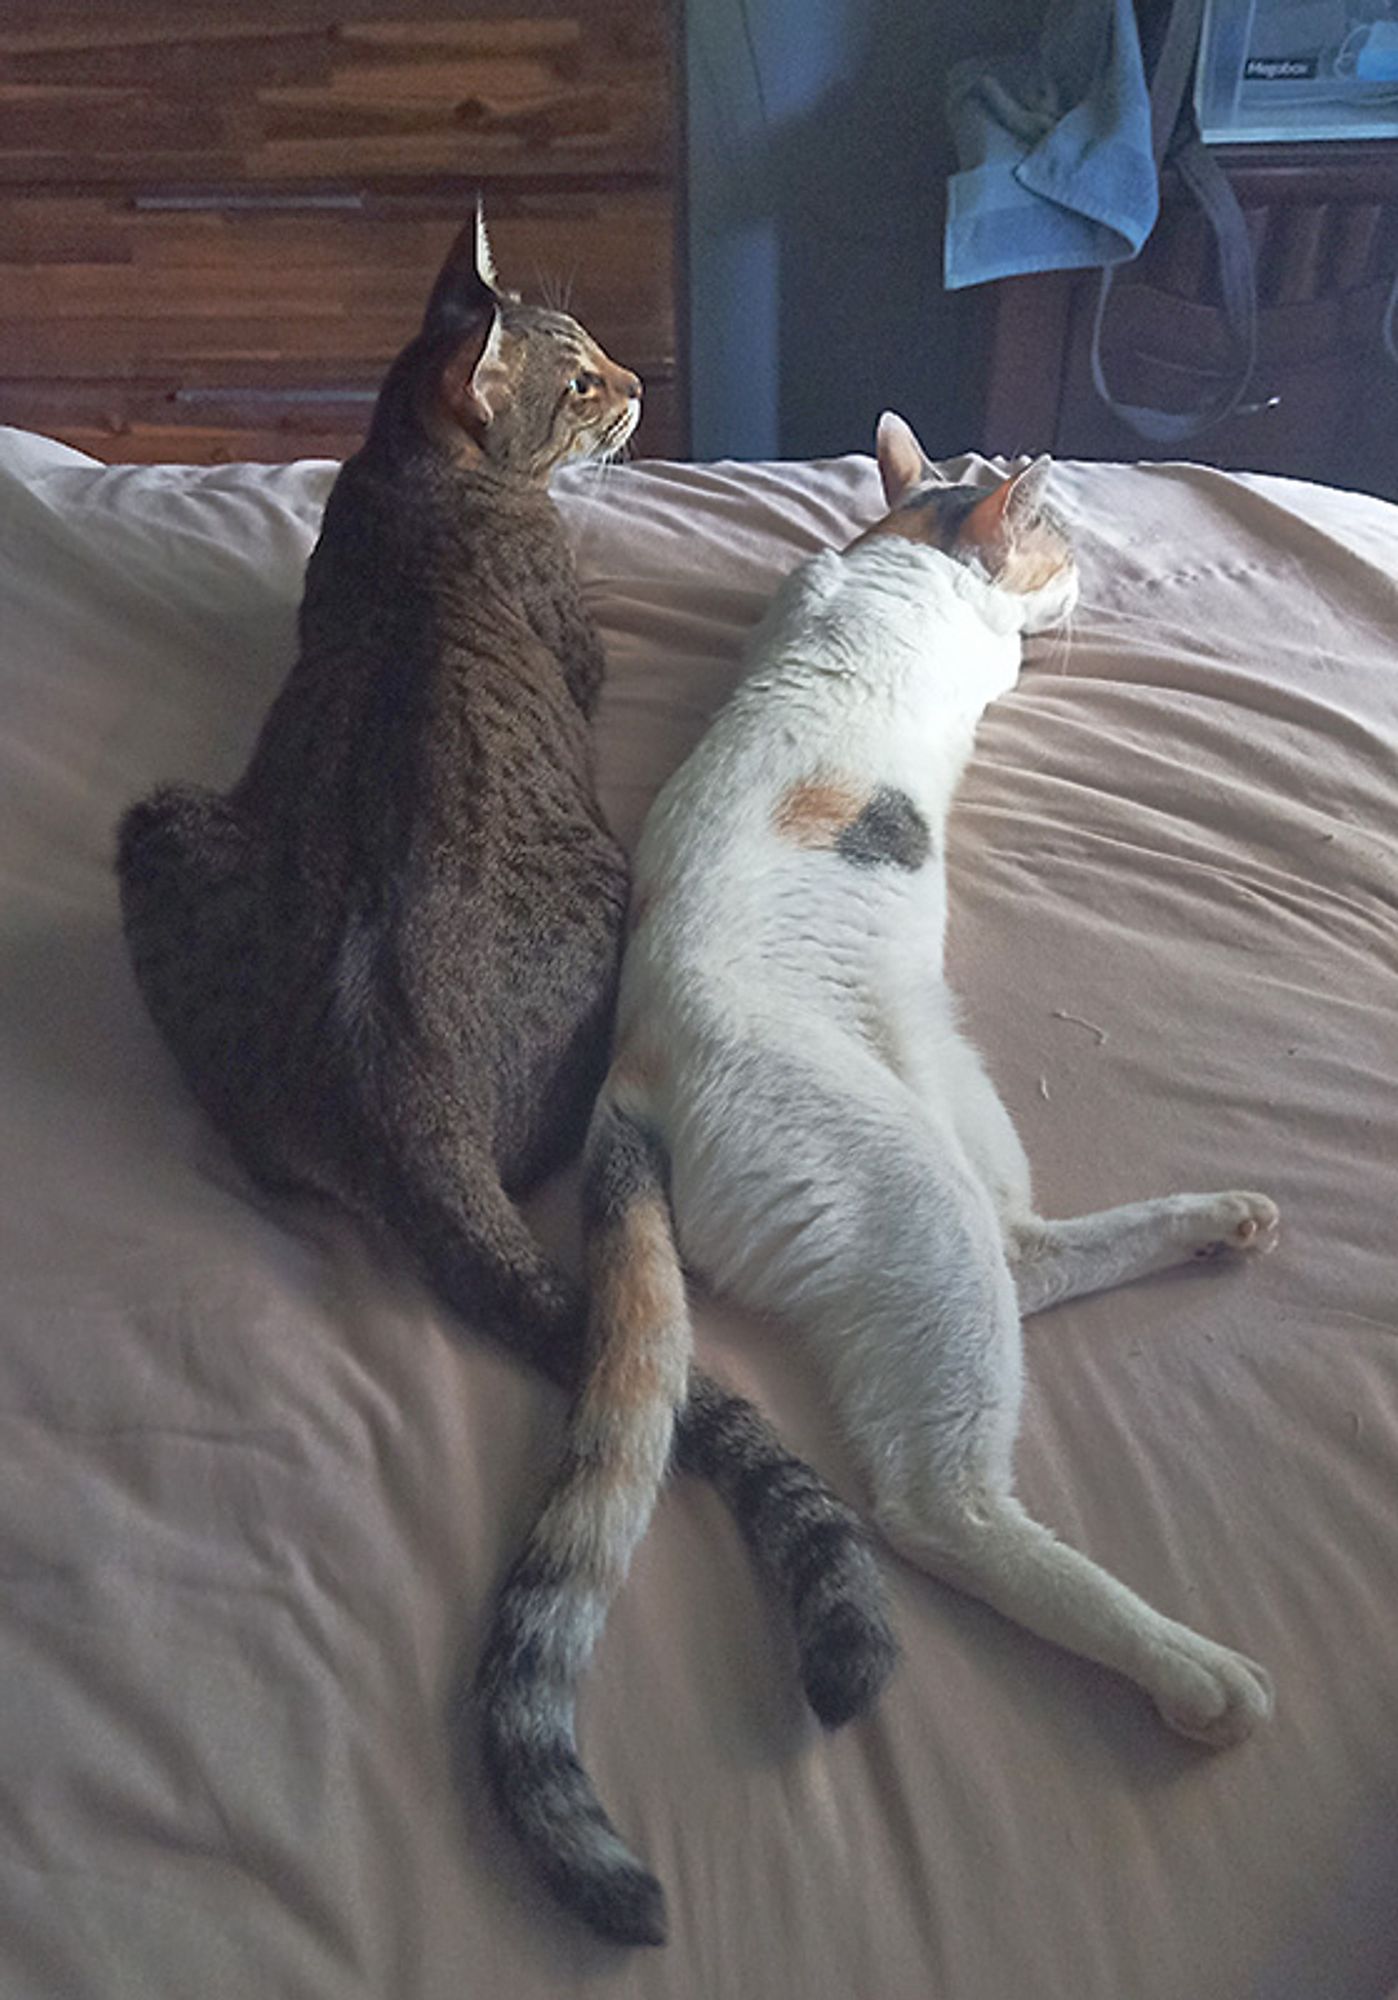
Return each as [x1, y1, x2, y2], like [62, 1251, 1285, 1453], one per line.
[621, 371, 643, 402]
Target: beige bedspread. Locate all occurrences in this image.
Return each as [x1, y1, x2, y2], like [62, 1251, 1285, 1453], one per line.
[0, 425, 1395, 1999]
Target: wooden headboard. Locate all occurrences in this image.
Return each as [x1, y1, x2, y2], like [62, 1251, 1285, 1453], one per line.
[0, 1, 682, 463]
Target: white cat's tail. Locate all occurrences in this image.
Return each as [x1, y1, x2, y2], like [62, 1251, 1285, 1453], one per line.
[475, 1089, 899, 1944]
[474, 1094, 690, 1945]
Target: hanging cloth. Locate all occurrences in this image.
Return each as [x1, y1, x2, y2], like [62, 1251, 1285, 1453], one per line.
[946, 0, 1259, 442]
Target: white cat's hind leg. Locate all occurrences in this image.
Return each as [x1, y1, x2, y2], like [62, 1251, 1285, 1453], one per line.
[683, 1044, 1274, 1748]
[798, 1169, 1276, 1747]
[877, 1486, 1273, 1747]
[803, 1129, 1277, 1748]
[891, 1010, 1033, 1231]
[1010, 1192, 1280, 1316]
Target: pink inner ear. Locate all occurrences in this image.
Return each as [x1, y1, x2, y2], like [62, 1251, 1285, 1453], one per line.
[960, 459, 1052, 547]
[959, 478, 1015, 547]
[438, 311, 499, 433]
[1000, 457, 1053, 519]
[876, 414, 930, 507]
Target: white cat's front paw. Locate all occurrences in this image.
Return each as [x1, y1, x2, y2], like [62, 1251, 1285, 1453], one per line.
[1185, 1192, 1280, 1261]
[1150, 1636, 1274, 1748]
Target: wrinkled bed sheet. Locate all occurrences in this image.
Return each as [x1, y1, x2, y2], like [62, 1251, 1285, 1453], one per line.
[0, 424, 1395, 2000]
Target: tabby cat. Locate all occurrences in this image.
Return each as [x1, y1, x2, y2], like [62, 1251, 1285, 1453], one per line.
[116, 211, 897, 1932]
[479, 413, 1277, 1944]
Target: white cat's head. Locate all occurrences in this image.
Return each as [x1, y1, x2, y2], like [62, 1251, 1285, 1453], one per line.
[858, 412, 1078, 635]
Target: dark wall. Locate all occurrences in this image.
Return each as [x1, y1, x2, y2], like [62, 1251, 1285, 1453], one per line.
[684, 0, 1036, 461]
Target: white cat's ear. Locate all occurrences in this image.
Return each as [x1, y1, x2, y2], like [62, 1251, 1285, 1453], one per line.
[1003, 454, 1054, 515]
[954, 457, 1073, 600]
[875, 411, 938, 506]
[959, 456, 1053, 544]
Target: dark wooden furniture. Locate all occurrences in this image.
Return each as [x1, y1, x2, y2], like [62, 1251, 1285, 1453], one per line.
[973, 143, 1398, 502]
[0, 1, 682, 463]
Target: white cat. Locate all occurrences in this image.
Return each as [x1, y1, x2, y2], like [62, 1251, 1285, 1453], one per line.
[478, 413, 1277, 1944]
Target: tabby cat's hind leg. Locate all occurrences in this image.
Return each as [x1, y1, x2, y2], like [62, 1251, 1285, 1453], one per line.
[115, 784, 275, 1132]
[1009, 1193, 1280, 1317]
[117, 783, 251, 987]
[377, 1140, 586, 1382]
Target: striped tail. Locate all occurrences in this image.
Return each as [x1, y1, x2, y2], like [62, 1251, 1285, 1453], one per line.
[674, 1376, 898, 1731]
[475, 1096, 688, 1945]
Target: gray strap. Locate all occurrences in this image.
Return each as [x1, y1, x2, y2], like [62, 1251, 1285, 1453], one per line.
[1144, 0, 1205, 159]
[1090, 0, 1259, 442]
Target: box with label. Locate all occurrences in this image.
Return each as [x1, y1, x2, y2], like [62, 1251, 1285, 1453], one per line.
[1196, 0, 1398, 140]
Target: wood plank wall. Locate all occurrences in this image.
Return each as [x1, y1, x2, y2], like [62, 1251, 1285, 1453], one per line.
[0, 2, 681, 463]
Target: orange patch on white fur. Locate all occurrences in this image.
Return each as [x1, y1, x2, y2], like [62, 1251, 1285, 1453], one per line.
[774, 776, 865, 847]
[587, 1200, 686, 1417]
[998, 544, 1070, 593]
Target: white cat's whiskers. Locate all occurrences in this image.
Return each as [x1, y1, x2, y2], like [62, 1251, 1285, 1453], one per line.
[1033, 598, 1077, 678]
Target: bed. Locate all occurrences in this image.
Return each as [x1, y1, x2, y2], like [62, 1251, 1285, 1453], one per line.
[1, 421, 1395, 2000]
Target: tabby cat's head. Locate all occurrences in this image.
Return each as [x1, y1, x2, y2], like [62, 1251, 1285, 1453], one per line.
[858, 412, 1078, 634]
[373, 205, 642, 480]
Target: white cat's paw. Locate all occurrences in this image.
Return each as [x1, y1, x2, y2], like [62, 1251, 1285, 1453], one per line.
[1151, 1636, 1274, 1749]
[1186, 1192, 1280, 1261]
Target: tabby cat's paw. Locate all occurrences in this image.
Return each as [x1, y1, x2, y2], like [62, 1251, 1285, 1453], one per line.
[1151, 1636, 1274, 1749]
[1187, 1192, 1280, 1260]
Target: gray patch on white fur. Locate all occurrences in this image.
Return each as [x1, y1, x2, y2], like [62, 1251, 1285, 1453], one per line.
[836, 788, 932, 872]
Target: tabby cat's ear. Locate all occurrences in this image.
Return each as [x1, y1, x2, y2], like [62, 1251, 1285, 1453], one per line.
[473, 200, 499, 292]
[420, 201, 507, 440]
[875, 411, 940, 507]
[436, 313, 506, 439]
[421, 199, 500, 341]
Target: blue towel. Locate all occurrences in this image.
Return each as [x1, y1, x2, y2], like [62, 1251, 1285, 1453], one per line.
[944, 0, 1159, 290]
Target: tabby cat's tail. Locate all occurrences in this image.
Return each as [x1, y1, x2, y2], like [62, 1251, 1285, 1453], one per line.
[475, 1093, 899, 1945]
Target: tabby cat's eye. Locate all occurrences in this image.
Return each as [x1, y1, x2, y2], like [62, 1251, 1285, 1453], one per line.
[570, 372, 603, 396]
